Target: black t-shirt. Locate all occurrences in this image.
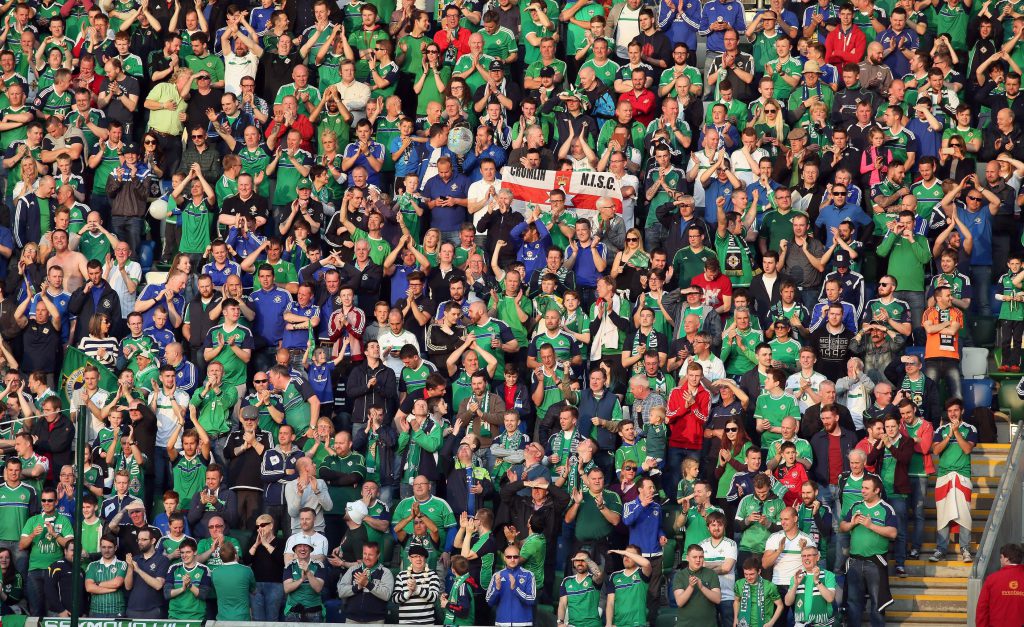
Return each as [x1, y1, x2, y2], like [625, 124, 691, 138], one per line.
[219, 193, 270, 235]
[22, 320, 61, 375]
[116, 524, 163, 559]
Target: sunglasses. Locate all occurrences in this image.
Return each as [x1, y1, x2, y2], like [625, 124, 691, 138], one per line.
[41, 498, 55, 502]
[765, 109, 777, 113]
[192, 134, 205, 139]
[626, 237, 639, 242]
[832, 191, 847, 196]
[208, 524, 224, 528]
[254, 379, 268, 383]
[622, 466, 636, 471]
[144, 139, 156, 145]
[197, 75, 211, 80]
[725, 427, 738, 433]
[967, 195, 982, 201]
[505, 554, 520, 559]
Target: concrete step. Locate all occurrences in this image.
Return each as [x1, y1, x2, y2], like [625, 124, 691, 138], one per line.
[901, 559, 973, 577]
[972, 458, 1009, 475]
[889, 576, 968, 590]
[921, 520, 986, 534]
[882, 610, 968, 625]
[889, 592, 968, 613]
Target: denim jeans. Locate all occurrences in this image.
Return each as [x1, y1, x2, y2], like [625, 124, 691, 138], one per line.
[895, 289, 926, 343]
[252, 581, 285, 621]
[25, 569, 47, 617]
[664, 447, 700, 501]
[936, 516, 972, 555]
[111, 216, 144, 260]
[907, 476, 927, 553]
[126, 608, 164, 619]
[889, 495, 908, 566]
[799, 286, 821, 312]
[644, 222, 668, 253]
[846, 556, 889, 627]
[924, 357, 962, 402]
[970, 265, 993, 316]
[717, 599, 735, 627]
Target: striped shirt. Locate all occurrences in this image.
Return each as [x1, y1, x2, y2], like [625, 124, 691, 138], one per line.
[392, 568, 441, 624]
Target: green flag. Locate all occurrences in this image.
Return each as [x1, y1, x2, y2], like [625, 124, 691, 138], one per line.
[59, 347, 119, 409]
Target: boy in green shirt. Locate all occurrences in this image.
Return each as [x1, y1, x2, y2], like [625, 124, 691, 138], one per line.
[165, 538, 212, 620]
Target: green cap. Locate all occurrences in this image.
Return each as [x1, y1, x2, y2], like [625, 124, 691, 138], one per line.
[297, 177, 312, 190]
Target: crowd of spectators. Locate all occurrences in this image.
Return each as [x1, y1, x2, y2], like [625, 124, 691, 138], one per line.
[0, 0, 1010, 624]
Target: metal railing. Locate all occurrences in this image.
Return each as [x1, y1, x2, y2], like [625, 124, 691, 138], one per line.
[967, 424, 1024, 624]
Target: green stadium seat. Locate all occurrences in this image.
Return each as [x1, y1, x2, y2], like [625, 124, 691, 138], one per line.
[998, 379, 1024, 422]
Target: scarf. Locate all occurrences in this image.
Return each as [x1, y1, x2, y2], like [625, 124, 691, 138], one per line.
[444, 571, 471, 625]
[736, 576, 772, 627]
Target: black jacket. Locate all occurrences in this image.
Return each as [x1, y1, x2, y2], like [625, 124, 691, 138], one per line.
[353, 420, 399, 487]
[30, 413, 75, 472]
[346, 360, 398, 424]
[497, 479, 570, 541]
[46, 557, 84, 615]
[67, 281, 123, 346]
[338, 260, 383, 311]
[747, 271, 789, 327]
[809, 427, 858, 487]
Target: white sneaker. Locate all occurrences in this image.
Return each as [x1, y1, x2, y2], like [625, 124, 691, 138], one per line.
[928, 550, 944, 562]
[962, 549, 973, 563]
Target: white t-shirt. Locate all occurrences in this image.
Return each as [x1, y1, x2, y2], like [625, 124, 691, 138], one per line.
[700, 536, 738, 600]
[154, 389, 191, 448]
[377, 330, 419, 375]
[785, 371, 828, 413]
[105, 260, 143, 317]
[764, 530, 816, 586]
[616, 172, 640, 229]
[467, 178, 502, 229]
[224, 52, 259, 95]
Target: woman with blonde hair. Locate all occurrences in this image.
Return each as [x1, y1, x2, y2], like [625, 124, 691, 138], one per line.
[751, 98, 789, 159]
[317, 129, 346, 208]
[418, 227, 442, 268]
[610, 227, 651, 299]
[11, 158, 39, 203]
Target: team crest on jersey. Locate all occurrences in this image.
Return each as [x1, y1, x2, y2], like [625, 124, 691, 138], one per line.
[274, 295, 283, 303]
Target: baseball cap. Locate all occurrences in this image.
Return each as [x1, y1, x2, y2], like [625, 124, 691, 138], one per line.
[489, 59, 503, 72]
[297, 177, 312, 190]
[834, 251, 851, 267]
[240, 406, 259, 421]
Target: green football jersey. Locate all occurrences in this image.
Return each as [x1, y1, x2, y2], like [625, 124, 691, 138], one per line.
[560, 574, 601, 627]
[735, 495, 785, 552]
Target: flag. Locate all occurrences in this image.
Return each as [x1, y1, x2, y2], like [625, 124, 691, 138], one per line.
[59, 347, 119, 410]
[500, 167, 623, 222]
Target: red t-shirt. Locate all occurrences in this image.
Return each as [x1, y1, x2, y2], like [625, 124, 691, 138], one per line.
[828, 432, 844, 485]
[690, 273, 733, 313]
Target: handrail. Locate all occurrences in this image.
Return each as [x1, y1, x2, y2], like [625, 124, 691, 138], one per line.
[967, 424, 1024, 624]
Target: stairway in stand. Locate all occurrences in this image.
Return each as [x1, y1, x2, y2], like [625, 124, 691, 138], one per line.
[881, 442, 1005, 626]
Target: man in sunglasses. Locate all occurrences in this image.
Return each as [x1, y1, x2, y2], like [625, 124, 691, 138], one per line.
[20, 486, 73, 617]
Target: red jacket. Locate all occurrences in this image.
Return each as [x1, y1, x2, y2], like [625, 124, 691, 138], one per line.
[619, 90, 658, 126]
[666, 384, 711, 450]
[825, 26, 866, 67]
[976, 564, 1024, 626]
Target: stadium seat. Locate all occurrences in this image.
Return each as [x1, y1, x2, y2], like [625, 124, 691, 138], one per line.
[962, 347, 989, 379]
[970, 315, 998, 347]
[997, 380, 1024, 422]
[962, 378, 994, 415]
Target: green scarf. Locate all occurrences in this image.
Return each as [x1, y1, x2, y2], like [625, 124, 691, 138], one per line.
[444, 571, 472, 625]
[736, 577, 771, 627]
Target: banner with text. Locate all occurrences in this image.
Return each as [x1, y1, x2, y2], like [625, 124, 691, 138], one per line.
[499, 167, 623, 221]
[40, 621, 203, 627]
